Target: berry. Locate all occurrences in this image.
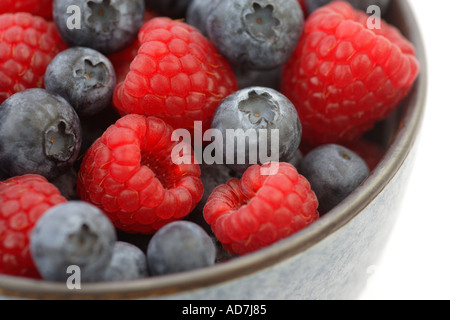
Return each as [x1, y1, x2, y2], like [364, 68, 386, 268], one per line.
[185, 0, 219, 37]
[145, 0, 193, 19]
[203, 162, 319, 255]
[0, 89, 82, 181]
[0, 0, 53, 20]
[77, 114, 204, 234]
[53, 0, 146, 55]
[206, 0, 304, 70]
[45, 47, 117, 117]
[107, 9, 158, 83]
[303, 0, 392, 16]
[0, 12, 67, 103]
[210, 87, 302, 173]
[298, 144, 370, 214]
[102, 241, 149, 282]
[146, 221, 216, 276]
[0, 174, 67, 278]
[281, 1, 420, 145]
[30, 201, 116, 282]
[113, 17, 237, 136]
[187, 163, 242, 233]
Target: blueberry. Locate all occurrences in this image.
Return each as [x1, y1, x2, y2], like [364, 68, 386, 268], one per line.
[102, 241, 149, 282]
[206, 0, 304, 70]
[298, 144, 370, 214]
[304, 0, 391, 15]
[0, 89, 82, 181]
[187, 163, 242, 233]
[30, 201, 117, 283]
[211, 87, 302, 173]
[45, 47, 116, 117]
[146, 221, 216, 276]
[146, 0, 193, 19]
[53, 0, 145, 55]
[185, 0, 219, 36]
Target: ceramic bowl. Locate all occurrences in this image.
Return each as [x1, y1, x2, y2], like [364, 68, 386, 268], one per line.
[0, 0, 427, 300]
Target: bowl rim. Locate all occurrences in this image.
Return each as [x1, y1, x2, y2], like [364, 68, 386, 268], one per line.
[0, 0, 428, 300]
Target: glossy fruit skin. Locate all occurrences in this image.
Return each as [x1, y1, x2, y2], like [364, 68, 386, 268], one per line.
[45, 47, 117, 117]
[0, 89, 82, 181]
[281, 1, 420, 145]
[0, 12, 67, 103]
[102, 241, 149, 281]
[146, 221, 216, 276]
[211, 87, 302, 173]
[299, 144, 370, 214]
[30, 201, 117, 282]
[76, 114, 204, 234]
[206, 0, 304, 70]
[0, 174, 67, 279]
[53, 0, 146, 55]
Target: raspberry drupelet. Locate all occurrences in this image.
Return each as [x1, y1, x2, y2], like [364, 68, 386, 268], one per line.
[0, 13, 67, 103]
[0, 174, 67, 278]
[77, 114, 204, 234]
[203, 162, 319, 255]
[113, 17, 238, 135]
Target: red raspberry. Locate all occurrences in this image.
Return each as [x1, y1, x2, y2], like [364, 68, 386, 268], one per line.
[77, 114, 204, 234]
[0, 0, 53, 20]
[0, 174, 67, 278]
[113, 17, 237, 135]
[108, 9, 159, 84]
[281, 1, 420, 145]
[203, 163, 319, 255]
[0, 13, 67, 103]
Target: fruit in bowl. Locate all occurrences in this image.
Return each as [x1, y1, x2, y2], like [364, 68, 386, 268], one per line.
[0, 0, 425, 300]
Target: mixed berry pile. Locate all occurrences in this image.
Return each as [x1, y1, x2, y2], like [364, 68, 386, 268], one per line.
[0, 0, 419, 283]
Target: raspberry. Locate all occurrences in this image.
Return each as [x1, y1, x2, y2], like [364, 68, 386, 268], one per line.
[203, 163, 319, 255]
[113, 17, 237, 135]
[77, 114, 204, 234]
[281, 1, 420, 145]
[0, 174, 67, 278]
[0, 13, 67, 103]
[0, 0, 53, 20]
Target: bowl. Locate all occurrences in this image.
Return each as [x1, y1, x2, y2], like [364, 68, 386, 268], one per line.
[0, 0, 427, 300]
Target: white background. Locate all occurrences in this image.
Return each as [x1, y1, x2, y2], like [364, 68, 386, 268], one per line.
[359, 0, 450, 300]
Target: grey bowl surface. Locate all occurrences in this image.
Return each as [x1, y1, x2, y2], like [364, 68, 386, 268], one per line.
[0, 0, 427, 300]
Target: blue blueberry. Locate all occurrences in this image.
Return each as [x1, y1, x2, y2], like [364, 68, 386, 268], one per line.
[146, 221, 216, 276]
[146, 0, 193, 19]
[0, 89, 82, 181]
[206, 0, 304, 70]
[211, 87, 302, 173]
[102, 242, 149, 282]
[304, 0, 391, 16]
[53, 0, 145, 55]
[185, 0, 219, 36]
[30, 201, 117, 283]
[45, 47, 116, 117]
[298, 144, 370, 214]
